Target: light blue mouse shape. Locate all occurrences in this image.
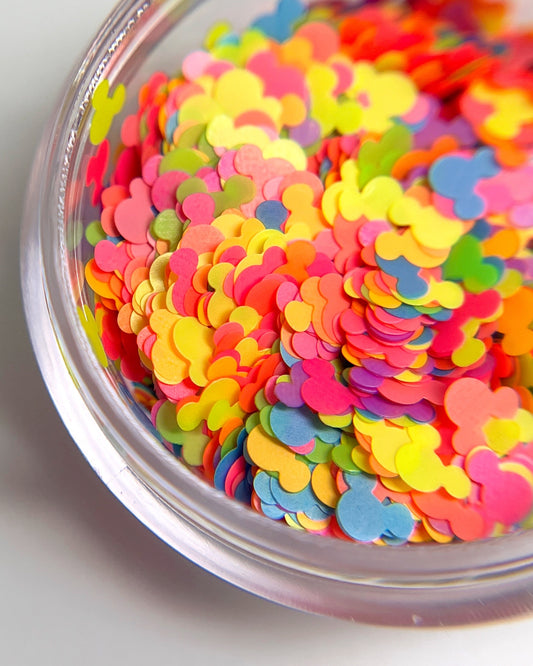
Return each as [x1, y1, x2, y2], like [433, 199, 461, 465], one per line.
[336, 473, 414, 543]
[429, 147, 500, 221]
[252, 0, 305, 42]
[375, 255, 429, 300]
[270, 403, 340, 449]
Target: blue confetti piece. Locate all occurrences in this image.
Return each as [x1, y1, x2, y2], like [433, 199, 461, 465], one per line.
[217, 32, 240, 46]
[261, 502, 286, 520]
[354, 409, 383, 422]
[254, 471, 277, 504]
[252, 0, 306, 42]
[383, 303, 422, 319]
[213, 446, 241, 491]
[382, 534, 410, 546]
[470, 218, 492, 240]
[270, 403, 340, 448]
[280, 342, 300, 367]
[256, 200, 289, 229]
[234, 478, 252, 504]
[429, 307, 453, 322]
[409, 326, 434, 346]
[237, 428, 248, 448]
[165, 113, 178, 143]
[253, 472, 285, 519]
[485, 256, 505, 275]
[382, 504, 415, 541]
[399, 117, 428, 133]
[376, 255, 429, 299]
[432, 367, 454, 377]
[319, 157, 333, 180]
[269, 476, 333, 519]
[429, 147, 500, 220]
[336, 474, 414, 543]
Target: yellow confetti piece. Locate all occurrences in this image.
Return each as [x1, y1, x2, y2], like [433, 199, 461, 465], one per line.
[496, 268, 523, 298]
[319, 413, 353, 429]
[77, 305, 108, 368]
[247, 425, 311, 493]
[483, 417, 521, 456]
[235, 337, 264, 366]
[280, 93, 308, 127]
[353, 413, 410, 475]
[471, 81, 533, 140]
[395, 424, 471, 499]
[263, 138, 307, 171]
[322, 159, 404, 225]
[179, 94, 223, 125]
[204, 20, 232, 51]
[375, 228, 450, 269]
[90, 79, 126, 146]
[347, 63, 417, 133]
[296, 513, 331, 532]
[284, 300, 313, 332]
[149, 309, 188, 385]
[451, 337, 487, 368]
[207, 399, 246, 432]
[229, 305, 261, 336]
[390, 194, 466, 250]
[173, 317, 214, 387]
[351, 446, 376, 474]
[422, 518, 454, 544]
[311, 463, 340, 508]
[178, 377, 241, 431]
[285, 514, 306, 530]
[213, 69, 280, 121]
[206, 263, 236, 328]
[206, 115, 270, 150]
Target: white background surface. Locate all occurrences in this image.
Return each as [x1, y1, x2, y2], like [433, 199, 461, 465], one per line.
[3, 0, 533, 663]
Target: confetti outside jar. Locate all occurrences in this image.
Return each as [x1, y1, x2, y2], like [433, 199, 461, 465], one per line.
[83, 0, 533, 546]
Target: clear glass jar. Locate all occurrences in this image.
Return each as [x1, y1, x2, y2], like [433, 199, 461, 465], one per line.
[21, 0, 533, 626]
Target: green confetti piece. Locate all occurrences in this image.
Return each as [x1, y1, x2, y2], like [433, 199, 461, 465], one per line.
[302, 438, 334, 464]
[212, 174, 255, 217]
[151, 209, 184, 251]
[155, 401, 182, 444]
[160, 147, 207, 175]
[177, 123, 207, 149]
[260, 404, 275, 437]
[220, 427, 242, 458]
[85, 220, 107, 246]
[66, 220, 84, 251]
[358, 124, 413, 189]
[443, 234, 502, 293]
[331, 441, 362, 473]
[177, 177, 208, 204]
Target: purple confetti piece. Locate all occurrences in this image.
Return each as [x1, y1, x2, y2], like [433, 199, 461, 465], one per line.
[274, 362, 309, 408]
[289, 118, 321, 147]
[348, 366, 383, 391]
[361, 394, 435, 422]
[361, 357, 400, 377]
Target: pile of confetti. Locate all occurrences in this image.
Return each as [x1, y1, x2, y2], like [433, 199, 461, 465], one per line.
[82, 0, 533, 544]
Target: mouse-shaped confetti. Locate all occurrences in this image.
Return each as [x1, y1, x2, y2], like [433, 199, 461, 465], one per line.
[90, 79, 126, 146]
[336, 473, 414, 543]
[429, 148, 500, 220]
[83, 0, 533, 546]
